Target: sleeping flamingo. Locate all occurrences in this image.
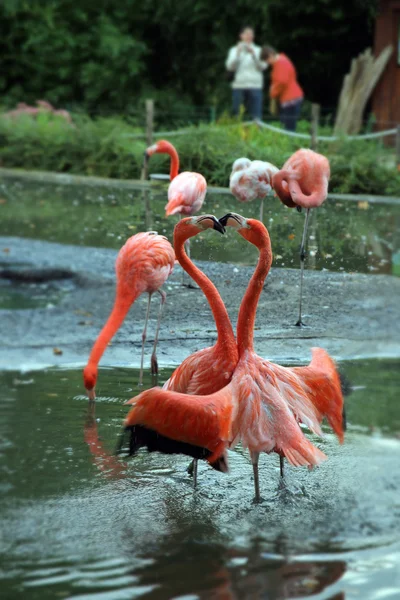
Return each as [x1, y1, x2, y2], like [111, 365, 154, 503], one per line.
[119, 216, 343, 502]
[272, 149, 330, 326]
[162, 215, 238, 486]
[83, 232, 175, 399]
[229, 158, 279, 222]
[145, 140, 207, 263]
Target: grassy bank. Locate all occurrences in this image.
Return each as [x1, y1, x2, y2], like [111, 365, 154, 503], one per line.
[0, 112, 399, 195]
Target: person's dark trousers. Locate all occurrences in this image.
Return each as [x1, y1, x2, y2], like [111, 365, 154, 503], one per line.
[279, 99, 303, 131]
[232, 89, 263, 120]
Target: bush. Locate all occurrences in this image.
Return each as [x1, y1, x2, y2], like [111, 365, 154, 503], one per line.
[0, 112, 399, 196]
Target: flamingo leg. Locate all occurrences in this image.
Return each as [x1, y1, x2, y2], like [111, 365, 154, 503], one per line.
[259, 197, 264, 222]
[192, 459, 198, 489]
[150, 289, 166, 376]
[295, 208, 311, 327]
[139, 293, 152, 386]
[280, 455, 285, 478]
[251, 451, 261, 503]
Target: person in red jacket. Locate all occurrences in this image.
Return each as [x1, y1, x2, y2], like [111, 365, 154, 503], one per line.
[262, 46, 304, 131]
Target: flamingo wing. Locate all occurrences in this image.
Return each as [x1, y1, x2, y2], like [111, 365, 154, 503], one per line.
[121, 384, 234, 468]
[291, 348, 345, 442]
[163, 346, 235, 396]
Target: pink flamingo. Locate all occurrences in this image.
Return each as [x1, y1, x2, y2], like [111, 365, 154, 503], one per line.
[144, 140, 207, 263]
[229, 158, 279, 222]
[163, 214, 238, 485]
[120, 215, 343, 502]
[272, 149, 330, 326]
[83, 232, 175, 399]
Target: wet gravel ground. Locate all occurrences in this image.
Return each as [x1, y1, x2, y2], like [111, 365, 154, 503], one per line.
[1, 236, 399, 371]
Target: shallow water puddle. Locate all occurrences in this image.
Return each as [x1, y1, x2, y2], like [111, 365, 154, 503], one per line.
[1, 178, 399, 275]
[0, 361, 399, 599]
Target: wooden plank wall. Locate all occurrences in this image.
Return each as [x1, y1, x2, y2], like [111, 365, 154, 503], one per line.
[373, 0, 400, 128]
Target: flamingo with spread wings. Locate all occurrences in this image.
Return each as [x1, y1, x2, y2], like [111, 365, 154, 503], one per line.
[119, 215, 344, 502]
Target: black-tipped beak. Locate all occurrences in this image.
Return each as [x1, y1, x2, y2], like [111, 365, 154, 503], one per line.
[213, 217, 225, 234]
[219, 213, 242, 227]
[143, 151, 150, 163]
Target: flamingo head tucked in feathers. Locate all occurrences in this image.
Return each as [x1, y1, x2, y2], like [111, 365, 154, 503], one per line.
[174, 214, 225, 243]
[83, 364, 97, 401]
[230, 158, 278, 203]
[219, 212, 271, 251]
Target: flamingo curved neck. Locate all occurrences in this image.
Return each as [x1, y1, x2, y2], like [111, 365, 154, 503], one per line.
[174, 234, 235, 348]
[86, 288, 139, 373]
[160, 144, 179, 180]
[237, 237, 272, 354]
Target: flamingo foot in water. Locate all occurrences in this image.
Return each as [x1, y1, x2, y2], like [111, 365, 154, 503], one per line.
[151, 352, 158, 376]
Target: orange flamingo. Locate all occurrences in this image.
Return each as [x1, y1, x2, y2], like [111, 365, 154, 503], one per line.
[83, 232, 175, 399]
[229, 158, 279, 222]
[163, 215, 238, 485]
[272, 149, 330, 326]
[145, 140, 207, 262]
[120, 216, 343, 502]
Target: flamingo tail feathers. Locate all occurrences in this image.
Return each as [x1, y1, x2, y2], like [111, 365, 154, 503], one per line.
[116, 425, 229, 472]
[301, 348, 345, 443]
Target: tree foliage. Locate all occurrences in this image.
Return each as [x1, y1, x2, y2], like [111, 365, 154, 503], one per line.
[0, 0, 378, 113]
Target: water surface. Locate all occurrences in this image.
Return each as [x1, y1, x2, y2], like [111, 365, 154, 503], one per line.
[1, 361, 399, 599]
[1, 178, 399, 275]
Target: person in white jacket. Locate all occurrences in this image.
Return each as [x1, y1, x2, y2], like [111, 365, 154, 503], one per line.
[226, 26, 267, 120]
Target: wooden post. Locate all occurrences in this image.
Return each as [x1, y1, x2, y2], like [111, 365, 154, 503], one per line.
[141, 99, 154, 181]
[310, 103, 320, 150]
[396, 125, 400, 167]
[145, 99, 154, 146]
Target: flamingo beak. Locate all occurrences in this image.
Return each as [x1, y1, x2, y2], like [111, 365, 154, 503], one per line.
[212, 218, 225, 234]
[195, 215, 225, 234]
[219, 212, 247, 229]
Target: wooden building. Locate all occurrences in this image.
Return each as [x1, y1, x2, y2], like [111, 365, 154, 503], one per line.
[373, 0, 400, 128]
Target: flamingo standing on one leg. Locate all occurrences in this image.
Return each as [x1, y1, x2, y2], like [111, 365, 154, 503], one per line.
[83, 232, 175, 399]
[229, 158, 279, 222]
[162, 215, 238, 486]
[119, 216, 343, 503]
[144, 140, 207, 276]
[272, 149, 330, 327]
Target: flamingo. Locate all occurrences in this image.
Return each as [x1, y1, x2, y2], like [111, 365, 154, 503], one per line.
[162, 214, 239, 486]
[83, 232, 175, 399]
[144, 140, 207, 266]
[120, 216, 343, 502]
[272, 149, 330, 327]
[219, 212, 344, 493]
[229, 158, 279, 222]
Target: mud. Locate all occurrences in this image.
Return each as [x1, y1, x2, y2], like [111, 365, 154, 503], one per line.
[1, 236, 399, 370]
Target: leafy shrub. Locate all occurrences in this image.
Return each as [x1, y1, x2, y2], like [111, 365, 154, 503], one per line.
[0, 112, 399, 196]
